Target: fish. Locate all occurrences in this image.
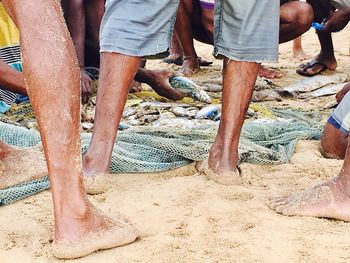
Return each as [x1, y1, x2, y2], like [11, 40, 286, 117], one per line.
[169, 76, 212, 103]
[201, 83, 222, 92]
[122, 107, 137, 118]
[255, 77, 276, 91]
[151, 117, 216, 129]
[81, 122, 94, 130]
[139, 101, 190, 110]
[252, 90, 282, 102]
[322, 96, 338, 109]
[118, 123, 131, 130]
[278, 74, 347, 97]
[195, 105, 221, 120]
[170, 106, 199, 118]
[301, 83, 347, 98]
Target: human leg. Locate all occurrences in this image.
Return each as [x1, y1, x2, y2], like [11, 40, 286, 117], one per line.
[2, 0, 137, 258]
[206, 0, 279, 184]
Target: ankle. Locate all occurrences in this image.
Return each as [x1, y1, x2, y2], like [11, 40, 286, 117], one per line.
[83, 153, 109, 177]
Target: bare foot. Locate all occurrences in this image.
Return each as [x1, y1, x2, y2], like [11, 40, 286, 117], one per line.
[0, 143, 47, 189]
[52, 203, 139, 259]
[82, 155, 109, 195]
[196, 142, 242, 185]
[179, 57, 200, 77]
[269, 175, 350, 221]
[293, 48, 312, 61]
[297, 53, 337, 76]
[129, 80, 142, 93]
[258, 66, 283, 79]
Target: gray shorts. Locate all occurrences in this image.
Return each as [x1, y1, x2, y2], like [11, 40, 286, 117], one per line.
[100, 0, 279, 62]
[328, 90, 350, 134]
[213, 0, 279, 62]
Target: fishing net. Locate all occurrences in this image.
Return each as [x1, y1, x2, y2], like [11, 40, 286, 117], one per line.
[0, 109, 323, 206]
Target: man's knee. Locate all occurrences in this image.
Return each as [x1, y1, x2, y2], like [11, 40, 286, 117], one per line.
[297, 3, 314, 29]
[321, 123, 348, 159]
[283, 2, 314, 33]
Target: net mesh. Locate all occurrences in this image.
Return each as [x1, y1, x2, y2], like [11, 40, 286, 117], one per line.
[0, 109, 323, 206]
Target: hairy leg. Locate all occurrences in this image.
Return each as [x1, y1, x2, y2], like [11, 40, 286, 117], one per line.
[83, 53, 140, 178]
[207, 59, 260, 185]
[3, 0, 137, 258]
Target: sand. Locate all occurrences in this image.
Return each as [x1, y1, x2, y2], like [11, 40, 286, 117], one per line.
[1, 28, 350, 262]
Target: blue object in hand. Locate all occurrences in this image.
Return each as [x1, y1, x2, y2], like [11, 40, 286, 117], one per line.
[312, 22, 325, 31]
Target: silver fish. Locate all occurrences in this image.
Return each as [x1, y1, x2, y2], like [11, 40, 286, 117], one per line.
[302, 83, 347, 98]
[278, 74, 347, 96]
[123, 106, 137, 118]
[139, 102, 190, 110]
[323, 96, 338, 109]
[151, 117, 215, 129]
[202, 83, 222, 92]
[255, 77, 276, 91]
[170, 76, 212, 103]
[252, 90, 282, 102]
[196, 105, 221, 120]
[170, 106, 199, 118]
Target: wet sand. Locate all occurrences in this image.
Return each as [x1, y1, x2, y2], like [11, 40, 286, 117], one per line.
[1, 28, 350, 262]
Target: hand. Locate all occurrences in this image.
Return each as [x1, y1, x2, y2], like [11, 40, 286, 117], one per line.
[323, 10, 350, 33]
[336, 83, 350, 104]
[148, 70, 186, 101]
[80, 68, 93, 104]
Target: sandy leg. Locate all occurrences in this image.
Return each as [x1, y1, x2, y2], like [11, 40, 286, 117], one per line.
[52, 205, 139, 259]
[203, 59, 259, 185]
[269, 175, 350, 221]
[0, 142, 47, 189]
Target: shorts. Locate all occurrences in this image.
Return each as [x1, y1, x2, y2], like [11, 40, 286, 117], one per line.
[100, 0, 279, 62]
[199, 0, 215, 9]
[328, 91, 350, 134]
[100, 0, 179, 58]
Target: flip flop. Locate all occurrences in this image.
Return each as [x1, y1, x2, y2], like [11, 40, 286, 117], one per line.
[296, 61, 329, 77]
[163, 56, 183, 66]
[163, 56, 213, 67]
[198, 57, 213, 67]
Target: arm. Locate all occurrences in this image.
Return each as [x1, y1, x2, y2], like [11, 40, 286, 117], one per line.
[61, 0, 93, 103]
[0, 59, 26, 95]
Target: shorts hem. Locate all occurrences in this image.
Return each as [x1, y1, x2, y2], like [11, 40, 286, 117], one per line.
[213, 47, 278, 63]
[328, 115, 349, 134]
[100, 45, 170, 59]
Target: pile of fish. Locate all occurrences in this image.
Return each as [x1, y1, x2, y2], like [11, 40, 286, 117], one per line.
[277, 73, 348, 98]
[120, 102, 222, 129]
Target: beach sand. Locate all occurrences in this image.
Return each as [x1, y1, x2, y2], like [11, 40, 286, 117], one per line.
[1, 28, 350, 262]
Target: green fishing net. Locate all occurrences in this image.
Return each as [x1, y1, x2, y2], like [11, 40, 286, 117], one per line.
[0, 109, 323, 206]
